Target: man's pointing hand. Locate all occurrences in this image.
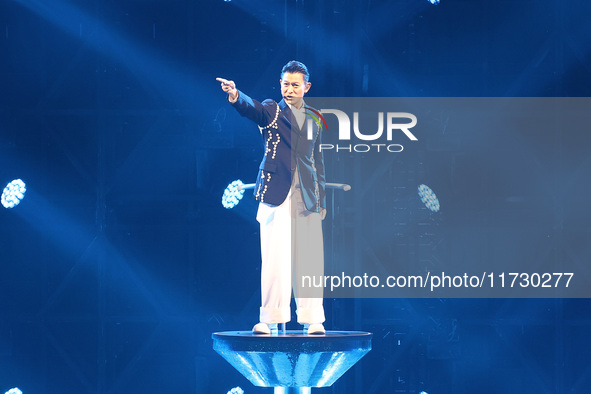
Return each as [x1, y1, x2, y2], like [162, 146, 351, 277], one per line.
[216, 77, 238, 101]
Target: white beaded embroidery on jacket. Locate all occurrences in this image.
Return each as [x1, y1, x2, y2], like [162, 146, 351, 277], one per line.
[255, 102, 280, 202]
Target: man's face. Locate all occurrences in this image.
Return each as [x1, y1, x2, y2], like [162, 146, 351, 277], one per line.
[280, 72, 311, 108]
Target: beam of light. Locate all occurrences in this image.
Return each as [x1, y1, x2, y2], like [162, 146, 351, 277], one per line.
[5, 191, 209, 394]
[230, 0, 429, 96]
[11, 0, 212, 107]
[5, 388, 23, 394]
[230, 1, 354, 65]
[417, 184, 440, 213]
[1, 179, 27, 209]
[428, 0, 440, 4]
[11, 0, 224, 203]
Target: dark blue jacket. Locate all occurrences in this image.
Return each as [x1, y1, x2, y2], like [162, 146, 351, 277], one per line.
[231, 91, 326, 212]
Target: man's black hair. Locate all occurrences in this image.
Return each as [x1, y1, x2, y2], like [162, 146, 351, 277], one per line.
[281, 60, 310, 82]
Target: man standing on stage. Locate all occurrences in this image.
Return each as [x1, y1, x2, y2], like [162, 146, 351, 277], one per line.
[217, 60, 326, 335]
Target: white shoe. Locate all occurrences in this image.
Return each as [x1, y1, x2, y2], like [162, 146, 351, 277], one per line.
[305, 323, 325, 335]
[252, 323, 271, 334]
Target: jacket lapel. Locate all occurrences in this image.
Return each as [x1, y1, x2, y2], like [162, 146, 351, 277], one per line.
[279, 99, 304, 134]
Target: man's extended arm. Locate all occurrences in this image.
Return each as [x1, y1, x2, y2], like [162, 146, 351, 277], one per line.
[217, 77, 274, 128]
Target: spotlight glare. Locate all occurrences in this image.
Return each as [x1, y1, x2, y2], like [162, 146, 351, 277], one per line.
[227, 387, 243, 394]
[5, 389, 23, 394]
[417, 184, 440, 213]
[1, 179, 27, 209]
[428, 0, 440, 4]
[222, 180, 246, 209]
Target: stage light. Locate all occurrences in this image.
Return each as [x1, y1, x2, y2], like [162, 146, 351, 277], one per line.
[1, 179, 27, 209]
[227, 387, 243, 394]
[5, 388, 23, 394]
[417, 184, 440, 213]
[222, 180, 246, 209]
[428, 0, 440, 4]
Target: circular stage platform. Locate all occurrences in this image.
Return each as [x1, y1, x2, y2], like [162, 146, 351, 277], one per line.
[213, 331, 372, 391]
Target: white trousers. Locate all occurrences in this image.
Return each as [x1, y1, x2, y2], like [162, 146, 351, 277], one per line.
[256, 187, 325, 325]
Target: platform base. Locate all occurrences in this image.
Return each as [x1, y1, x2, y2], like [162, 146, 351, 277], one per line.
[212, 331, 372, 389]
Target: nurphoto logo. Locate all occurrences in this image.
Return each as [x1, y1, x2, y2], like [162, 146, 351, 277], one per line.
[306, 108, 418, 153]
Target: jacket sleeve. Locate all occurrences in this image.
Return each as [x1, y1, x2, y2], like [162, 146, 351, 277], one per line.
[230, 90, 275, 128]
